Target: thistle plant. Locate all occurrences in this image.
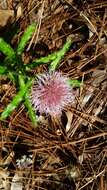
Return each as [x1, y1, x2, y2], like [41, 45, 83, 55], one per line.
[0, 23, 81, 125]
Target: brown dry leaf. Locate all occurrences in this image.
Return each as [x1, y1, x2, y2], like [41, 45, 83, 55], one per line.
[16, 4, 23, 19]
[0, 169, 10, 190]
[66, 111, 73, 132]
[0, 0, 8, 9]
[0, 9, 14, 27]
[10, 172, 23, 190]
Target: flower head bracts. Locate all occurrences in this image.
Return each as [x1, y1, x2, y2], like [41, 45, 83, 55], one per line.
[31, 72, 76, 116]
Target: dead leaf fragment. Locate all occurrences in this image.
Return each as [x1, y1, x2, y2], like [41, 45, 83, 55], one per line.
[0, 9, 14, 27]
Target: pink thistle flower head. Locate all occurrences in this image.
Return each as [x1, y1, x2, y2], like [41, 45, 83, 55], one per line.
[31, 72, 75, 116]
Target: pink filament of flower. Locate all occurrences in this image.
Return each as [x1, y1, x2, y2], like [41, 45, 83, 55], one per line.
[31, 72, 75, 116]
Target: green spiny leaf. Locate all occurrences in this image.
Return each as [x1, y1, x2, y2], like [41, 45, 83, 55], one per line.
[67, 79, 81, 87]
[24, 93, 37, 126]
[27, 39, 72, 70]
[0, 66, 7, 74]
[49, 39, 72, 71]
[0, 80, 32, 120]
[0, 38, 15, 58]
[19, 75, 37, 126]
[31, 52, 57, 66]
[17, 23, 37, 55]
